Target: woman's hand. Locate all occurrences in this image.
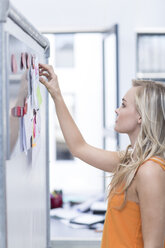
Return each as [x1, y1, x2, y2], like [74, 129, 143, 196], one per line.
[39, 63, 61, 98]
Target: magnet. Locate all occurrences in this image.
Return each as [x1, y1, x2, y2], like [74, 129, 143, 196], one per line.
[20, 53, 26, 70]
[25, 53, 30, 69]
[11, 106, 23, 117]
[11, 54, 17, 73]
[23, 102, 27, 115]
[31, 55, 35, 69]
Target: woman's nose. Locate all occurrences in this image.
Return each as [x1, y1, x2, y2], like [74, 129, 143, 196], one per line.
[115, 108, 119, 114]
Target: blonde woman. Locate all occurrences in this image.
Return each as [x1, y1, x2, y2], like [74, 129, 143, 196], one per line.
[39, 63, 165, 248]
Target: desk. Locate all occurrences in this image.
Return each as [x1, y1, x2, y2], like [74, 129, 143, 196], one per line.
[50, 218, 102, 248]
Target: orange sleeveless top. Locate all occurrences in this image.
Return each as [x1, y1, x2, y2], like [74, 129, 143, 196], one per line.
[101, 156, 165, 248]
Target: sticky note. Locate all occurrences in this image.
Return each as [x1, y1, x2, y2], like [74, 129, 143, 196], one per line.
[37, 85, 42, 107]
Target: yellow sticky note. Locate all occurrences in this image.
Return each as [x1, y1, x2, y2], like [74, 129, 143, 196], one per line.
[37, 85, 42, 107]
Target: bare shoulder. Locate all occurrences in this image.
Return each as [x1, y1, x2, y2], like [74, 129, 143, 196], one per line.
[136, 159, 165, 176]
[135, 160, 165, 244]
[136, 160, 165, 194]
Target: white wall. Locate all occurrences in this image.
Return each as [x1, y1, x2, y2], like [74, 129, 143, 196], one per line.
[11, 0, 108, 30]
[104, 0, 165, 147]
[11, 0, 165, 149]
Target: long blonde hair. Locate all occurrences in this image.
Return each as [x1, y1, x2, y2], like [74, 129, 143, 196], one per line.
[108, 79, 165, 209]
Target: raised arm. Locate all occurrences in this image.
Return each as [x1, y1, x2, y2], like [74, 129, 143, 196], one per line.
[39, 64, 120, 172]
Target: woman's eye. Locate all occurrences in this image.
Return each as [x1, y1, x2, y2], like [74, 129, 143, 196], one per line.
[121, 103, 125, 108]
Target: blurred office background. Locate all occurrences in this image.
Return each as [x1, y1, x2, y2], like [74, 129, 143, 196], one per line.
[11, 0, 165, 198]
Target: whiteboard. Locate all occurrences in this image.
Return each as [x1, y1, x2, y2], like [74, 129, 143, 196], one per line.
[3, 17, 49, 248]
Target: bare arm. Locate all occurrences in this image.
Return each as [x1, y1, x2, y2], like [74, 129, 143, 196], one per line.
[39, 64, 120, 172]
[136, 161, 165, 248]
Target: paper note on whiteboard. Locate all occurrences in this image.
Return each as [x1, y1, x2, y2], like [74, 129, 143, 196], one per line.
[31, 68, 38, 108]
[23, 97, 33, 151]
[31, 57, 42, 109]
[37, 85, 42, 107]
[32, 108, 41, 147]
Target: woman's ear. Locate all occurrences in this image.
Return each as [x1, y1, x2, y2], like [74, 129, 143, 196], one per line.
[138, 116, 142, 124]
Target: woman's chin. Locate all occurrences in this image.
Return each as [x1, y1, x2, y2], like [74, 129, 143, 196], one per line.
[114, 124, 118, 132]
[114, 125, 122, 133]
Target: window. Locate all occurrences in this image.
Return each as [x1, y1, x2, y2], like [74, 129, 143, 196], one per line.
[137, 32, 165, 80]
[44, 26, 119, 197]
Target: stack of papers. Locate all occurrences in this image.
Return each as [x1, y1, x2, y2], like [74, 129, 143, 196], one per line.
[70, 213, 105, 226]
[50, 208, 80, 220]
[90, 201, 107, 214]
[50, 208, 105, 226]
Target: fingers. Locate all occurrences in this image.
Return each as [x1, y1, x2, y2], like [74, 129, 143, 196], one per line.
[39, 76, 48, 86]
[39, 71, 49, 79]
[39, 64, 59, 95]
[39, 63, 54, 77]
[39, 63, 51, 70]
